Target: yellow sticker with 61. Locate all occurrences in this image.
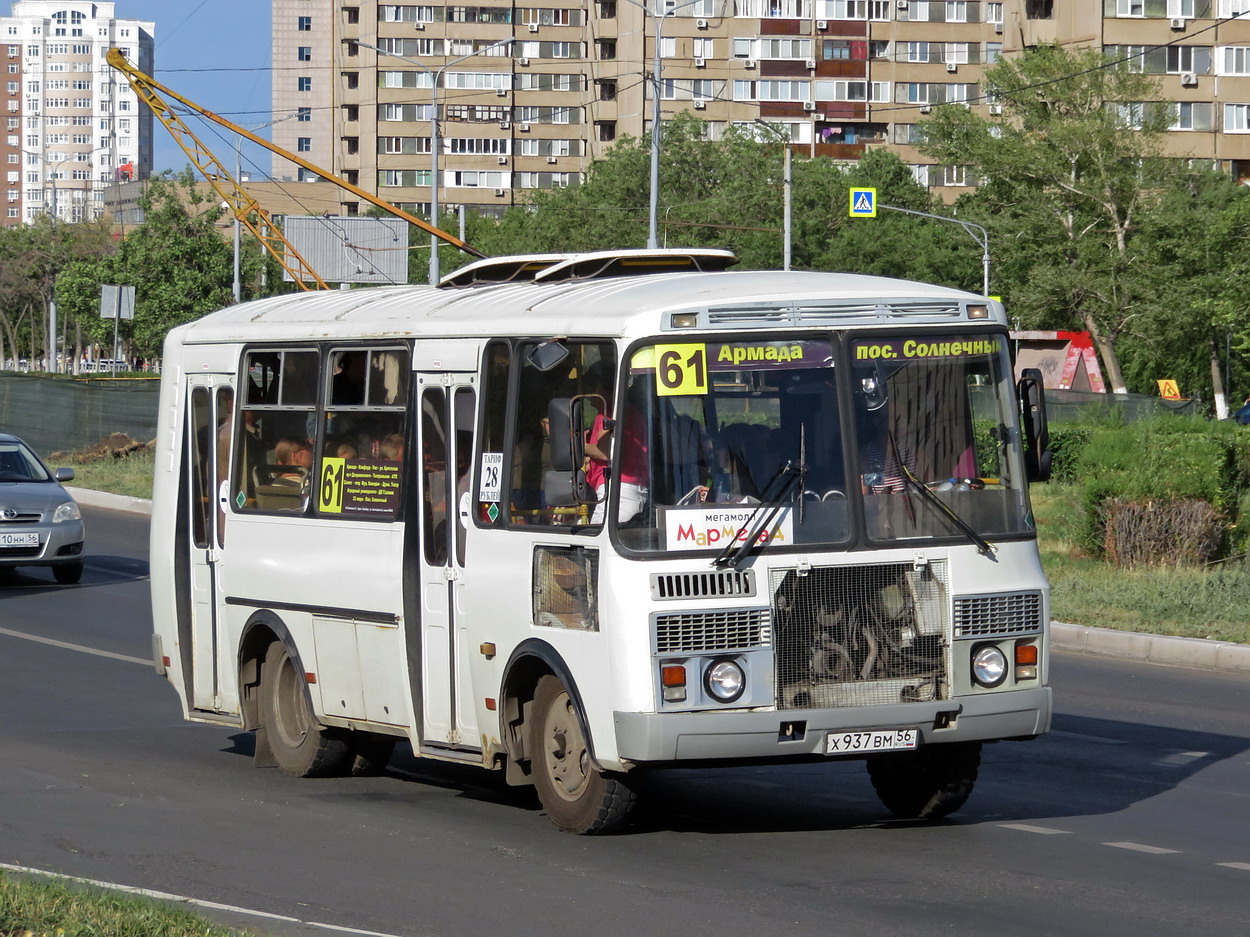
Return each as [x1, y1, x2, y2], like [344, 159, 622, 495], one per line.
[654, 343, 708, 397]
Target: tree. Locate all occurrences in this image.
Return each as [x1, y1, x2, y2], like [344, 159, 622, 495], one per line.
[919, 45, 1182, 393]
[55, 172, 243, 361]
[459, 116, 982, 293]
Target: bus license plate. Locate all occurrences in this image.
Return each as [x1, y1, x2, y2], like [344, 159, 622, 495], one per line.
[826, 728, 918, 755]
[0, 532, 38, 547]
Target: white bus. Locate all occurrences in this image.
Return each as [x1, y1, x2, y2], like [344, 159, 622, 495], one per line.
[150, 249, 1053, 834]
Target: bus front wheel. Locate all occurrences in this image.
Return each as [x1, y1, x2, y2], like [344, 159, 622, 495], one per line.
[866, 741, 981, 820]
[260, 641, 351, 777]
[530, 675, 636, 834]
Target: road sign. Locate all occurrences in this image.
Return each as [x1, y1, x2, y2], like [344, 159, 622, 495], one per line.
[98, 284, 135, 320]
[1157, 379, 1181, 400]
[849, 187, 877, 218]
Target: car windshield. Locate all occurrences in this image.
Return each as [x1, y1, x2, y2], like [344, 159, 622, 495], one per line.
[0, 440, 52, 483]
[614, 338, 849, 553]
[850, 333, 1032, 544]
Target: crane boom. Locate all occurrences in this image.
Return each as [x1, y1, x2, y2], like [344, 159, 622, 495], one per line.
[106, 48, 486, 292]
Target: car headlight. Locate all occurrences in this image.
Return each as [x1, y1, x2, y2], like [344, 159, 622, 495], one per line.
[971, 644, 1008, 688]
[704, 658, 745, 703]
[52, 501, 82, 524]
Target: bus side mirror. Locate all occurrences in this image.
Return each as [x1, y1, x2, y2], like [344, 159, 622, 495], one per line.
[1017, 368, 1052, 483]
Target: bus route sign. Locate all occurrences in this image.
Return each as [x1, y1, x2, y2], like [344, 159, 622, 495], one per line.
[849, 187, 877, 218]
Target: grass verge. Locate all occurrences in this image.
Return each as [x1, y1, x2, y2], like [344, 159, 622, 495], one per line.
[0, 872, 257, 937]
[1034, 483, 1250, 645]
[57, 447, 154, 500]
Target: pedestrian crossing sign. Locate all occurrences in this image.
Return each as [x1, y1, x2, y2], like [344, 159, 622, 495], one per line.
[849, 187, 877, 218]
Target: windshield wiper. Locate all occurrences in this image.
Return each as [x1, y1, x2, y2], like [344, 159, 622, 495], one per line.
[711, 459, 803, 569]
[893, 452, 995, 558]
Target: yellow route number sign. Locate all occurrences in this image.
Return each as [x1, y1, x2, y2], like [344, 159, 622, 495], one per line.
[318, 457, 345, 513]
[1157, 379, 1181, 400]
[654, 343, 709, 396]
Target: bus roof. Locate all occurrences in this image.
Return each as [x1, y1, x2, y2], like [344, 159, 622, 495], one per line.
[171, 252, 997, 347]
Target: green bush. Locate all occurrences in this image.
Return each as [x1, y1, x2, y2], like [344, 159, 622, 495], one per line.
[1047, 423, 1094, 484]
[1072, 417, 1250, 563]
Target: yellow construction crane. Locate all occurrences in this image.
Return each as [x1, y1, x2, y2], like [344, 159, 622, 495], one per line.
[106, 48, 485, 291]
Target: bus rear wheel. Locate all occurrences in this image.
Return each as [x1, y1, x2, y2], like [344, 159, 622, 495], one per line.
[260, 641, 351, 777]
[530, 675, 636, 834]
[866, 741, 981, 820]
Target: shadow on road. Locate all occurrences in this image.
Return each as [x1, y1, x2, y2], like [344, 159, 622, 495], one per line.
[0, 553, 149, 594]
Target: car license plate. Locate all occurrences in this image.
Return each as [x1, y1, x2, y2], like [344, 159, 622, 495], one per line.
[826, 728, 918, 755]
[0, 531, 39, 547]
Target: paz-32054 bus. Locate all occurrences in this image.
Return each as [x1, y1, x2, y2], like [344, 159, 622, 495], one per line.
[150, 249, 1053, 833]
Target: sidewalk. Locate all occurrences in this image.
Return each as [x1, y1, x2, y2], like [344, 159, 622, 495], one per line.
[67, 487, 1250, 675]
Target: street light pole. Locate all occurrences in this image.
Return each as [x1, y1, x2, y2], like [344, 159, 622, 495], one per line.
[22, 148, 60, 372]
[879, 203, 990, 296]
[349, 37, 513, 285]
[752, 120, 793, 270]
[618, 0, 706, 250]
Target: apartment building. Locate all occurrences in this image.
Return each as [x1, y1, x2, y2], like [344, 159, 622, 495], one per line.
[1, 1, 153, 227]
[271, 0, 1250, 218]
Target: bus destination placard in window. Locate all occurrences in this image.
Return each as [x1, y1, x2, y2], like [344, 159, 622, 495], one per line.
[318, 457, 401, 515]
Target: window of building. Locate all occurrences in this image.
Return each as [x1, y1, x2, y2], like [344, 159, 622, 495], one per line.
[1026, 0, 1053, 17]
[1225, 102, 1250, 132]
[298, 107, 311, 122]
[945, 1, 967, 21]
[1221, 46, 1250, 76]
[298, 46, 312, 61]
[298, 76, 312, 91]
[1170, 101, 1213, 131]
[598, 79, 617, 101]
[298, 15, 312, 29]
[598, 39, 616, 59]
[986, 1, 1003, 22]
[596, 120, 616, 141]
[297, 137, 311, 152]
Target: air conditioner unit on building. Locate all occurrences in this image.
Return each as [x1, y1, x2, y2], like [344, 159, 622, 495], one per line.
[919, 105, 931, 114]
[414, 23, 425, 30]
[497, 155, 508, 164]
[520, 122, 531, 132]
[897, 0, 908, 9]
[694, 99, 706, 109]
[547, 155, 558, 164]
[806, 59, 817, 69]
[695, 57, 706, 67]
[529, 23, 540, 32]
[500, 121, 511, 129]
[744, 59, 756, 69]
[946, 61, 958, 72]
[518, 57, 530, 66]
[1181, 71, 1198, 86]
[988, 104, 1002, 114]
[1170, 16, 1186, 29]
[803, 101, 816, 111]
[496, 88, 508, 97]
[816, 19, 828, 29]
[813, 113, 824, 120]
[993, 21, 1003, 33]
[494, 188, 505, 196]
[696, 18, 709, 28]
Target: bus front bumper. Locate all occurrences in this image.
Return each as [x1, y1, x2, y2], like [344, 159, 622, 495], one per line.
[613, 686, 1051, 764]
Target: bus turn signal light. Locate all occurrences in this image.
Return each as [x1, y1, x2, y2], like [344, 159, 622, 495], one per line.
[661, 664, 687, 702]
[1015, 643, 1038, 680]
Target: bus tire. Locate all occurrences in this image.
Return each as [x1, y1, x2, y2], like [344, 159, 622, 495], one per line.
[260, 641, 351, 778]
[530, 675, 636, 834]
[866, 741, 981, 820]
[349, 734, 397, 776]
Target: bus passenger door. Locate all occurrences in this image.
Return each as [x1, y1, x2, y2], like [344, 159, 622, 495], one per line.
[185, 377, 232, 711]
[416, 375, 478, 748]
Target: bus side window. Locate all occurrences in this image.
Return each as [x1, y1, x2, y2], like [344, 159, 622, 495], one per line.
[233, 349, 320, 514]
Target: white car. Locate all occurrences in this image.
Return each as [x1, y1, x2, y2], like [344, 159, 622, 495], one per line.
[0, 433, 85, 584]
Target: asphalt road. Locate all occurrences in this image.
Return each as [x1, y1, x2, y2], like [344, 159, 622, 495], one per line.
[2, 506, 1249, 937]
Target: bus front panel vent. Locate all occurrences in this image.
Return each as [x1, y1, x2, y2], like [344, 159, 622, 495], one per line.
[651, 569, 756, 600]
[653, 608, 772, 654]
[953, 591, 1043, 638]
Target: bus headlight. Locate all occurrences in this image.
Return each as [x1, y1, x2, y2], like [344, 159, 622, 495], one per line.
[971, 644, 1008, 688]
[704, 658, 745, 703]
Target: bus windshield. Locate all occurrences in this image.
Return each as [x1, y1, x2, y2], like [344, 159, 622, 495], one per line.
[850, 333, 1031, 545]
[613, 332, 1031, 553]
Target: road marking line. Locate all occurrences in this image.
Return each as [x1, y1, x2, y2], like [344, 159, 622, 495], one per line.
[1217, 862, 1250, 872]
[999, 823, 1071, 835]
[1048, 730, 1129, 745]
[0, 625, 151, 666]
[1103, 842, 1181, 855]
[0, 864, 407, 937]
[1156, 751, 1209, 767]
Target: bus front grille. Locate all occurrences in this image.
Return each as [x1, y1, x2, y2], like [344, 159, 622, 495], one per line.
[770, 562, 950, 710]
[654, 608, 772, 654]
[954, 591, 1043, 638]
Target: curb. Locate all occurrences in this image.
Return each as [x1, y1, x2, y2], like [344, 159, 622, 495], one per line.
[66, 486, 152, 517]
[65, 487, 1250, 674]
[1051, 621, 1250, 674]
